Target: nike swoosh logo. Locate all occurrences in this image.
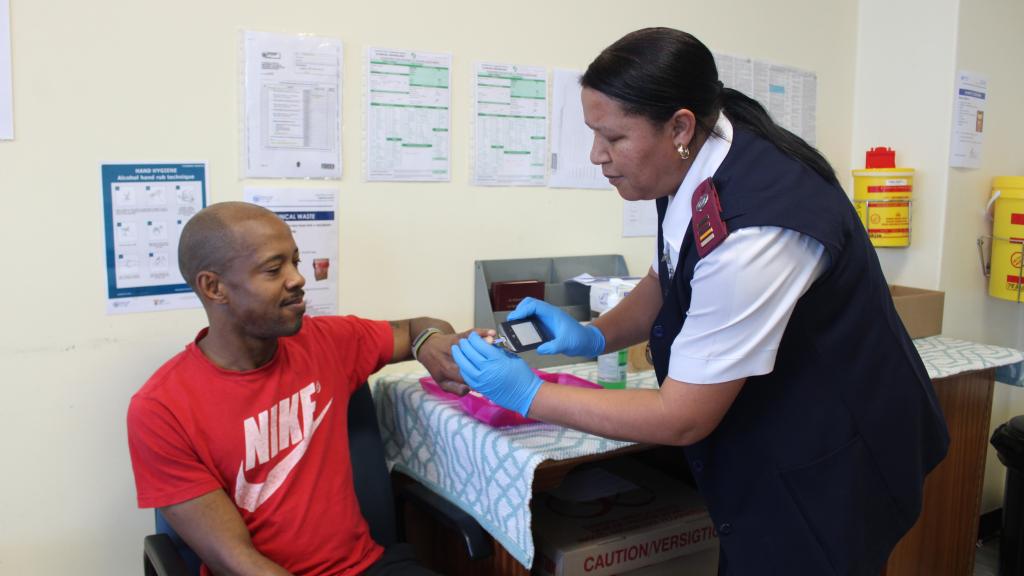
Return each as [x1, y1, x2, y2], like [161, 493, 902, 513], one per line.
[234, 399, 333, 512]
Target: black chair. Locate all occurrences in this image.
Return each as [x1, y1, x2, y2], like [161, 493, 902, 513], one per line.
[143, 382, 491, 575]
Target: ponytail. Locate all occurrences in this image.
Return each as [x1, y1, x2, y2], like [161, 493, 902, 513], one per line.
[719, 88, 838, 185]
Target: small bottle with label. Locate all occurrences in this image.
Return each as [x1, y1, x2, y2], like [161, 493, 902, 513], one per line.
[596, 291, 628, 389]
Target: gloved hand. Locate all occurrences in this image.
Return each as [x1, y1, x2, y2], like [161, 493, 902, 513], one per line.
[508, 297, 605, 357]
[451, 332, 543, 417]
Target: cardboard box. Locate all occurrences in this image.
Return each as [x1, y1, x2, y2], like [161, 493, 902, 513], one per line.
[620, 285, 944, 370]
[533, 459, 717, 576]
[889, 285, 945, 339]
[617, 547, 718, 575]
[627, 342, 653, 373]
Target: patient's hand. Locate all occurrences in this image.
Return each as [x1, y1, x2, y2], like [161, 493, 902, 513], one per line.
[418, 328, 496, 396]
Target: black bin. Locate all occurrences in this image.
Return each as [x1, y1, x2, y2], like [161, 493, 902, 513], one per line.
[991, 415, 1024, 575]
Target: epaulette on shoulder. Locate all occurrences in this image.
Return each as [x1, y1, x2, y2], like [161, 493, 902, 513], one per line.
[691, 177, 729, 258]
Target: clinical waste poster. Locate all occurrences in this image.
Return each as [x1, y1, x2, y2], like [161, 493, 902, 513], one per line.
[102, 163, 206, 315]
[244, 187, 338, 316]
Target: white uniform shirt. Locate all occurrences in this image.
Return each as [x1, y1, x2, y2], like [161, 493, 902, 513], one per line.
[652, 114, 830, 384]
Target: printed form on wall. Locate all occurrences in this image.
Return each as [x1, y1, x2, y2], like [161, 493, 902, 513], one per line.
[949, 70, 987, 169]
[623, 200, 659, 238]
[0, 0, 12, 140]
[545, 68, 659, 236]
[549, 68, 610, 190]
[243, 31, 343, 179]
[102, 163, 206, 315]
[714, 52, 817, 146]
[473, 62, 548, 186]
[365, 47, 451, 182]
[244, 187, 339, 316]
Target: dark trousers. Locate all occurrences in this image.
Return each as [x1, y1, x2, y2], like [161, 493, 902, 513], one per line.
[362, 543, 440, 576]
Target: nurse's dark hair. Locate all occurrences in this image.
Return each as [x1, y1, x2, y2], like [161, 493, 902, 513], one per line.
[581, 27, 838, 185]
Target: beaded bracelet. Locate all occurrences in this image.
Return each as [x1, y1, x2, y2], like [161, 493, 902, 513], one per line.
[411, 327, 443, 362]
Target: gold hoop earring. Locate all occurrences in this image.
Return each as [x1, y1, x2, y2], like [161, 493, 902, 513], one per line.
[677, 144, 690, 160]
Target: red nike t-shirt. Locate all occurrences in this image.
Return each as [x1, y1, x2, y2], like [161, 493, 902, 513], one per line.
[128, 315, 393, 576]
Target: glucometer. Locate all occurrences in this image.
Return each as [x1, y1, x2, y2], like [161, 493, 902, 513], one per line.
[496, 316, 552, 353]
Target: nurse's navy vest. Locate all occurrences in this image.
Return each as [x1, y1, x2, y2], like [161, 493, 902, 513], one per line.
[650, 128, 949, 575]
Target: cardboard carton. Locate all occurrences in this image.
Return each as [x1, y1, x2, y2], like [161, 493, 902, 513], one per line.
[616, 547, 719, 575]
[889, 285, 945, 339]
[533, 459, 717, 576]
[621, 284, 943, 370]
[627, 342, 653, 373]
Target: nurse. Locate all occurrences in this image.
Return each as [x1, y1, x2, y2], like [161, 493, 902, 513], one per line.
[452, 28, 949, 575]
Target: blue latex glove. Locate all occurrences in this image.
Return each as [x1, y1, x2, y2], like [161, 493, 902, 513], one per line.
[508, 297, 605, 357]
[451, 332, 543, 417]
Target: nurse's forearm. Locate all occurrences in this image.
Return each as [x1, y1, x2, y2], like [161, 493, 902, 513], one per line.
[526, 384, 698, 446]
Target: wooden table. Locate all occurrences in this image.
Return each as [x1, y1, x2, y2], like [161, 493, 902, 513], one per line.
[397, 444, 660, 576]
[398, 369, 1001, 576]
[885, 368, 996, 576]
[380, 338, 1022, 576]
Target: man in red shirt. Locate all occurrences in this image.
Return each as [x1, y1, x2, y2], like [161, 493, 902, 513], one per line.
[128, 202, 474, 575]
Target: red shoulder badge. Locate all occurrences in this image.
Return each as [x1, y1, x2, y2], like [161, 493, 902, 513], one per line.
[691, 178, 728, 258]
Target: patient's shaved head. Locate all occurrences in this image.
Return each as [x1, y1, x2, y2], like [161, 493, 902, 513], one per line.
[178, 202, 279, 291]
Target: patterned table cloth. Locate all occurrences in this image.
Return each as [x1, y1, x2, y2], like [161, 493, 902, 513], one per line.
[372, 336, 1023, 568]
[915, 336, 1024, 385]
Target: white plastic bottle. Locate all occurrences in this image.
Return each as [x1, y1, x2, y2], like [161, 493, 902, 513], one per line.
[596, 290, 628, 389]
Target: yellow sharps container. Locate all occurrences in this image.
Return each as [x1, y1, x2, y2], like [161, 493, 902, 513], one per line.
[851, 167, 917, 245]
[852, 147, 913, 248]
[988, 176, 1024, 302]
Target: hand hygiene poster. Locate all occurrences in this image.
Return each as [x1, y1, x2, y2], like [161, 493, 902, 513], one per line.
[102, 163, 206, 315]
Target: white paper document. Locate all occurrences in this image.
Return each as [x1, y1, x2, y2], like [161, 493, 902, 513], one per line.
[569, 273, 642, 286]
[623, 199, 659, 237]
[244, 187, 339, 316]
[243, 31, 342, 179]
[102, 163, 206, 315]
[549, 69, 610, 190]
[365, 47, 451, 182]
[714, 52, 817, 146]
[0, 0, 13, 140]
[949, 70, 988, 169]
[473, 62, 548, 186]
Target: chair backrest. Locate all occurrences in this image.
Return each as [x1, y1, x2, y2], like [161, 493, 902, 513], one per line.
[348, 382, 397, 546]
[154, 508, 201, 575]
[154, 381, 394, 572]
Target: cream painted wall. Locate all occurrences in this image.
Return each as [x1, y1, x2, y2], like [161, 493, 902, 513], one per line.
[0, 1, 859, 574]
[944, 0, 1024, 514]
[849, 0, 959, 289]
[853, 0, 1024, 516]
